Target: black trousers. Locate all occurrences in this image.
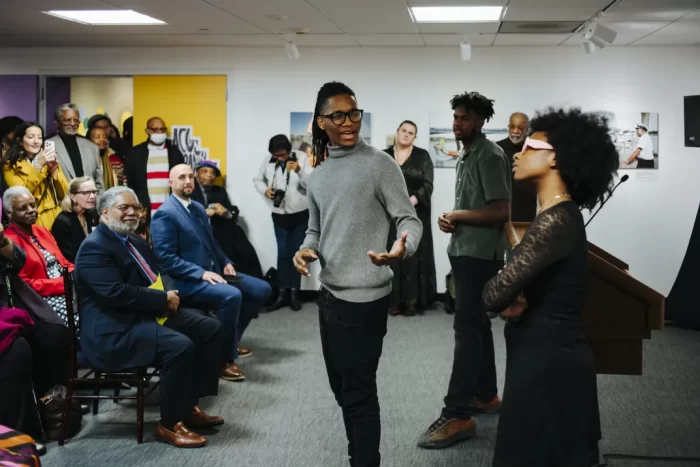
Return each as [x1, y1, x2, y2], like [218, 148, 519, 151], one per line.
[637, 158, 655, 169]
[0, 322, 70, 438]
[154, 308, 223, 428]
[319, 288, 389, 467]
[442, 255, 501, 420]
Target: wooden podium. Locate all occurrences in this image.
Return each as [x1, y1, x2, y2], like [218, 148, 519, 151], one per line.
[506, 222, 665, 375]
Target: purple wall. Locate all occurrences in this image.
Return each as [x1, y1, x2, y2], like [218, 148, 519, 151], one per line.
[0, 75, 38, 122]
[45, 77, 72, 137]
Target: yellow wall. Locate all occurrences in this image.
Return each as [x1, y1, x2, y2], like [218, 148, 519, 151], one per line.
[70, 77, 133, 135]
[133, 75, 227, 175]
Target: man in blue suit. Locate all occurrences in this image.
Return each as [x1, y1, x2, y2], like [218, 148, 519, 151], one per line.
[75, 186, 225, 448]
[151, 164, 271, 382]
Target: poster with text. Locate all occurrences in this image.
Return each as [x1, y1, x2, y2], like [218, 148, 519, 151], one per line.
[290, 111, 372, 150]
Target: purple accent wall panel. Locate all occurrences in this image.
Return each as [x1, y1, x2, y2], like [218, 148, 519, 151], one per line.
[0, 75, 38, 122]
[45, 77, 72, 137]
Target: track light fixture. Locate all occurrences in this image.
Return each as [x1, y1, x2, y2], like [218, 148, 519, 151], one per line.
[460, 37, 471, 61]
[580, 15, 617, 54]
[285, 41, 299, 60]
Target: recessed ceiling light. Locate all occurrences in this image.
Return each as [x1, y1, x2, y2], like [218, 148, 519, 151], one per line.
[410, 6, 503, 23]
[43, 10, 166, 26]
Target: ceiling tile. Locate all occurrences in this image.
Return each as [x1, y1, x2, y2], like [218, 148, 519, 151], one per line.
[494, 33, 571, 45]
[291, 33, 358, 47]
[506, 0, 607, 6]
[205, 34, 284, 46]
[632, 18, 700, 45]
[205, 0, 342, 34]
[416, 22, 501, 34]
[352, 34, 425, 46]
[605, 0, 699, 21]
[0, 33, 222, 47]
[110, 0, 266, 33]
[308, 0, 418, 34]
[503, 7, 599, 21]
[422, 33, 496, 46]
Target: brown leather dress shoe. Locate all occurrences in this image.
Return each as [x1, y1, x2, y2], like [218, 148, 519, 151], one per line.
[155, 422, 207, 448]
[220, 362, 245, 381]
[237, 346, 253, 358]
[184, 405, 225, 429]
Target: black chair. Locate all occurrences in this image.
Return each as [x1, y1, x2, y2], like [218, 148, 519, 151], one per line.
[58, 267, 158, 445]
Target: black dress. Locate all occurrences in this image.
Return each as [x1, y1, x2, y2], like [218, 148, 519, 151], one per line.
[384, 146, 437, 308]
[483, 202, 601, 467]
[51, 210, 98, 263]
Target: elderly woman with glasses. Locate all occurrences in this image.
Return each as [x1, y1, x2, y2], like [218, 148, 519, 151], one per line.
[3, 186, 76, 329]
[51, 176, 99, 263]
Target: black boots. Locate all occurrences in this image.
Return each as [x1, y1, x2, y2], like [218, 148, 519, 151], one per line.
[266, 289, 290, 312]
[290, 289, 302, 311]
[266, 288, 302, 311]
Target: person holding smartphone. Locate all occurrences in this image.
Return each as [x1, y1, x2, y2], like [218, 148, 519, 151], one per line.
[2, 122, 69, 229]
[254, 135, 312, 312]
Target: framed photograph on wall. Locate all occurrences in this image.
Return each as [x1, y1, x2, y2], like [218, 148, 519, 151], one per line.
[612, 112, 659, 170]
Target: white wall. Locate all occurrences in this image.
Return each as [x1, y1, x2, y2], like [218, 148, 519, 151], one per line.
[1, 46, 698, 296]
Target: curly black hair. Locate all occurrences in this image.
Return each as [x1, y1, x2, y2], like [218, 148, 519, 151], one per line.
[450, 92, 495, 122]
[529, 107, 619, 211]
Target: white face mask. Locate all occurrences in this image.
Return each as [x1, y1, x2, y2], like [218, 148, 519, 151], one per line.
[150, 133, 167, 145]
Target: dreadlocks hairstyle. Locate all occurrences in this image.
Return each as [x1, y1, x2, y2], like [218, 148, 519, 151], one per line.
[529, 107, 619, 212]
[450, 92, 496, 122]
[311, 81, 356, 166]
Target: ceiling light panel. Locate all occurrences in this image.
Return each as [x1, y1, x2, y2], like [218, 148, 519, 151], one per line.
[410, 6, 503, 23]
[43, 10, 166, 25]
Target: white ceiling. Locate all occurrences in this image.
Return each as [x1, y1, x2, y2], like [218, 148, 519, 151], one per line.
[0, 0, 697, 48]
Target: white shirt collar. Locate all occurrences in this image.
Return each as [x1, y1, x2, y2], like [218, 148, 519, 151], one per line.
[173, 194, 191, 211]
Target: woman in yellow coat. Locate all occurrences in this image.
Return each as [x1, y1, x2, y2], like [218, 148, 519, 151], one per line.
[3, 122, 69, 229]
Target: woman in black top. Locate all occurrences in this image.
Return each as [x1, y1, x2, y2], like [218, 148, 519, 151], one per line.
[384, 121, 436, 315]
[51, 176, 98, 263]
[483, 108, 619, 467]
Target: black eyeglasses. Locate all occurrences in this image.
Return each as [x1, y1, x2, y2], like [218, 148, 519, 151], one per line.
[76, 190, 98, 196]
[320, 109, 364, 125]
[114, 204, 144, 214]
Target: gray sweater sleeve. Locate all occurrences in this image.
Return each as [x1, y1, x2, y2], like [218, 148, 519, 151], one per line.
[301, 187, 321, 252]
[375, 155, 423, 257]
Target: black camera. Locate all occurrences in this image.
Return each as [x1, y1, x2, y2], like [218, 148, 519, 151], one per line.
[273, 189, 286, 208]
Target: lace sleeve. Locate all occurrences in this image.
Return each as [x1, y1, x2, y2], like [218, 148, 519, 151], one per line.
[483, 203, 580, 312]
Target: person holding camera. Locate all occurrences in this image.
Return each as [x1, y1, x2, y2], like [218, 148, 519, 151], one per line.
[254, 134, 312, 312]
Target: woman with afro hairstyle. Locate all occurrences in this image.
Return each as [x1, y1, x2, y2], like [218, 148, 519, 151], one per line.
[483, 107, 618, 466]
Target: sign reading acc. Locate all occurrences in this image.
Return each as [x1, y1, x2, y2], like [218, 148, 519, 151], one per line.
[172, 125, 209, 169]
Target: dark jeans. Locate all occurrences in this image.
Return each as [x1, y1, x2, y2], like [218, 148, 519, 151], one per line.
[319, 288, 389, 467]
[155, 308, 223, 428]
[442, 255, 501, 420]
[274, 221, 307, 290]
[184, 273, 271, 363]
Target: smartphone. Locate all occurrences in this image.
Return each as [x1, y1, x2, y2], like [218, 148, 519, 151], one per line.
[223, 274, 241, 284]
[44, 140, 55, 152]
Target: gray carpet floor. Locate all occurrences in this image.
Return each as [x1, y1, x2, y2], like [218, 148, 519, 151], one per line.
[43, 303, 700, 467]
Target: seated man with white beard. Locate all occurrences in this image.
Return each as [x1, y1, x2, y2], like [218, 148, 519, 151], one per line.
[74, 186, 225, 448]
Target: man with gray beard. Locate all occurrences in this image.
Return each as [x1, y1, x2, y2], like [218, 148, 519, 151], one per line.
[74, 186, 225, 448]
[497, 112, 537, 222]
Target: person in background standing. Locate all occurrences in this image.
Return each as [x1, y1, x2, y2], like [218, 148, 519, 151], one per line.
[125, 117, 184, 215]
[3, 123, 69, 229]
[298, 142, 316, 167]
[86, 126, 126, 189]
[383, 121, 436, 316]
[497, 112, 537, 222]
[0, 116, 23, 158]
[47, 104, 104, 192]
[254, 135, 312, 312]
[87, 114, 129, 160]
[294, 81, 422, 467]
[623, 123, 655, 169]
[417, 92, 511, 450]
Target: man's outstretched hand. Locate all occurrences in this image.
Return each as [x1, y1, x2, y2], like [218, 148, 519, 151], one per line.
[368, 231, 407, 266]
[293, 248, 318, 277]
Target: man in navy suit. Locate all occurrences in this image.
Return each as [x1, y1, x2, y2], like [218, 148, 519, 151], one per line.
[151, 164, 271, 382]
[75, 186, 225, 448]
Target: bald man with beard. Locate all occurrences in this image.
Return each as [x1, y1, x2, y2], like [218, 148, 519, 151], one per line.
[497, 112, 537, 222]
[125, 116, 185, 215]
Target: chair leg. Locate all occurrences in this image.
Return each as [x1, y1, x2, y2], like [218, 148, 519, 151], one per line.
[113, 388, 121, 403]
[58, 379, 75, 446]
[136, 373, 145, 444]
[93, 371, 101, 415]
[30, 382, 47, 443]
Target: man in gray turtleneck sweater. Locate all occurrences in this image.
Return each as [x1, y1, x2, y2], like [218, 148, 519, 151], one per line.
[294, 82, 422, 467]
